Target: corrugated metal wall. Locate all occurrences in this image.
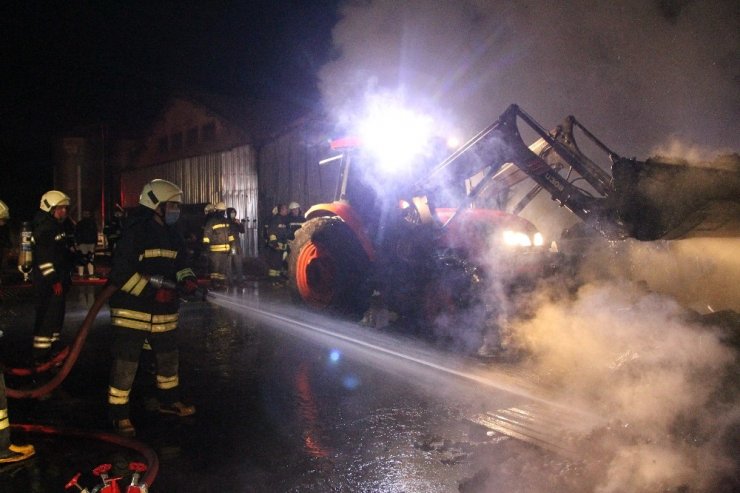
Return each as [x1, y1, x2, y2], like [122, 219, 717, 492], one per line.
[257, 119, 339, 222]
[119, 118, 347, 257]
[120, 144, 259, 255]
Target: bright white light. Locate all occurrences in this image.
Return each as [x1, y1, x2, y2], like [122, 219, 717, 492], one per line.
[357, 104, 433, 174]
[502, 229, 532, 247]
[446, 136, 461, 149]
[533, 232, 544, 246]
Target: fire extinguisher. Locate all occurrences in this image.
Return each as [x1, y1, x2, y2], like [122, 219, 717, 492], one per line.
[17, 221, 33, 282]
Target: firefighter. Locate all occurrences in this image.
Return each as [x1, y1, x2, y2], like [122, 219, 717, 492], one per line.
[262, 205, 278, 248]
[107, 179, 197, 436]
[104, 209, 124, 253]
[287, 201, 305, 240]
[0, 201, 35, 461]
[226, 206, 245, 286]
[75, 210, 98, 278]
[266, 203, 289, 283]
[0, 370, 35, 463]
[31, 190, 73, 363]
[0, 200, 10, 276]
[202, 201, 233, 290]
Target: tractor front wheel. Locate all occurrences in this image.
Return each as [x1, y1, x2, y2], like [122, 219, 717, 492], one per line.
[288, 216, 371, 314]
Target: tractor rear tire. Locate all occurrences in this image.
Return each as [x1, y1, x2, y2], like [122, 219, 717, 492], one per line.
[288, 216, 371, 315]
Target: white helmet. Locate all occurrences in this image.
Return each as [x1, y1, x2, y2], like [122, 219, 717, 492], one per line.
[214, 201, 227, 211]
[0, 200, 8, 220]
[204, 203, 215, 214]
[40, 190, 71, 212]
[139, 179, 183, 211]
[288, 202, 300, 210]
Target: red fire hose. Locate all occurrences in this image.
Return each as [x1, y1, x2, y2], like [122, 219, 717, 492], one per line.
[4, 285, 160, 488]
[6, 283, 117, 399]
[10, 423, 159, 487]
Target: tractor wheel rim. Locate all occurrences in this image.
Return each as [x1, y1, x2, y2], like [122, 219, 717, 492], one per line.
[296, 241, 336, 307]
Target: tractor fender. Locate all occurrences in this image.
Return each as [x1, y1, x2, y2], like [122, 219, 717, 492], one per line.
[305, 202, 376, 262]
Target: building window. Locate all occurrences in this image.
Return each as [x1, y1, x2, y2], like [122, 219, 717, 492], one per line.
[171, 132, 183, 150]
[202, 122, 215, 142]
[186, 127, 198, 146]
[157, 136, 168, 153]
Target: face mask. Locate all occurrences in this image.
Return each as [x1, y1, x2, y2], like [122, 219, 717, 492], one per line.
[229, 212, 236, 219]
[164, 209, 180, 225]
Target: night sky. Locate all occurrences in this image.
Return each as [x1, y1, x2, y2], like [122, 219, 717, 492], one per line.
[2, 0, 340, 219]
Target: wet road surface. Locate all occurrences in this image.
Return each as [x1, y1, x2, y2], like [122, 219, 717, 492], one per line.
[1, 281, 723, 492]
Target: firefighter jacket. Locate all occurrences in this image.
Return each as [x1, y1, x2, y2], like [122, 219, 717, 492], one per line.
[267, 214, 290, 251]
[108, 210, 196, 333]
[227, 218, 245, 255]
[202, 215, 234, 254]
[288, 212, 305, 240]
[31, 210, 72, 286]
[104, 216, 123, 248]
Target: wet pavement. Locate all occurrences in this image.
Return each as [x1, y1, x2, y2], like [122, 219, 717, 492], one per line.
[0, 279, 737, 492]
[0, 280, 576, 492]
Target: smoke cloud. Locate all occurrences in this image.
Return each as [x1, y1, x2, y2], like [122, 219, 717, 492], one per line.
[501, 278, 738, 491]
[318, 2, 740, 491]
[320, 0, 739, 159]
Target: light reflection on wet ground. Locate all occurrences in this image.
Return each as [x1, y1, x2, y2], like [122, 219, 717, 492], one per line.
[0, 284, 590, 492]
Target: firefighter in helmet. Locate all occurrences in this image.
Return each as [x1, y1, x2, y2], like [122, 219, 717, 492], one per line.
[266, 203, 289, 282]
[107, 179, 197, 436]
[0, 200, 10, 275]
[0, 200, 8, 223]
[202, 201, 233, 290]
[226, 206, 245, 286]
[287, 201, 305, 240]
[31, 190, 73, 363]
[0, 200, 35, 464]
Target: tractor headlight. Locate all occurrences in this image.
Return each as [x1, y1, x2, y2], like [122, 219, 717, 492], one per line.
[502, 230, 532, 247]
[502, 230, 545, 248]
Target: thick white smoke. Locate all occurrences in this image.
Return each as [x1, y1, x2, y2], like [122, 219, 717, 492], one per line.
[318, 2, 740, 491]
[504, 279, 738, 492]
[320, 0, 739, 158]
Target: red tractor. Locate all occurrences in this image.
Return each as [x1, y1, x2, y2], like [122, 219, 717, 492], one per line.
[287, 122, 555, 351]
[288, 104, 739, 349]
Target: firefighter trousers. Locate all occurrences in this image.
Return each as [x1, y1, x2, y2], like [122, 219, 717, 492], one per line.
[208, 252, 229, 283]
[0, 372, 10, 449]
[108, 326, 181, 421]
[32, 281, 68, 360]
[266, 248, 285, 277]
[229, 252, 244, 283]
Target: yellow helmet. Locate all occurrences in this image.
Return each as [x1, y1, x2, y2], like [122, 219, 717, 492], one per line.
[204, 203, 215, 214]
[139, 179, 183, 210]
[40, 190, 71, 212]
[214, 201, 227, 211]
[0, 200, 8, 219]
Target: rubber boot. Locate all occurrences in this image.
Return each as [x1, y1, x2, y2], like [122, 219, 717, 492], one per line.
[0, 443, 36, 464]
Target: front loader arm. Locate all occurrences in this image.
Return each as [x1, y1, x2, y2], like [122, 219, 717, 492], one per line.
[429, 104, 739, 241]
[424, 104, 628, 239]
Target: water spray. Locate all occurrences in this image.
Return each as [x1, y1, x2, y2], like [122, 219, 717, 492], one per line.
[208, 290, 599, 427]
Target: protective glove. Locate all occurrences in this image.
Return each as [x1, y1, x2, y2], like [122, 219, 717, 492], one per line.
[52, 282, 63, 296]
[180, 278, 199, 295]
[154, 288, 177, 303]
